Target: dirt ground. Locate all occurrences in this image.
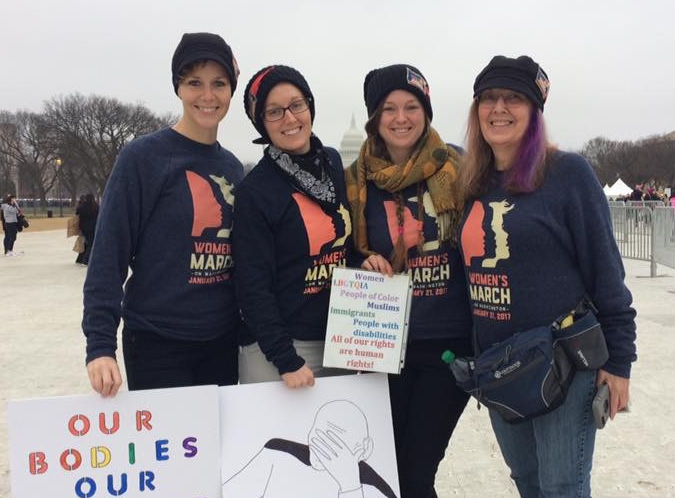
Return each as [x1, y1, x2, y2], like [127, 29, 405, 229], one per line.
[0, 216, 68, 233]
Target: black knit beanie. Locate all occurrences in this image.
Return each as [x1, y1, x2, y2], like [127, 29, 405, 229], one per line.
[363, 64, 433, 120]
[473, 55, 550, 110]
[243, 65, 315, 145]
[171, 32, 239, 95]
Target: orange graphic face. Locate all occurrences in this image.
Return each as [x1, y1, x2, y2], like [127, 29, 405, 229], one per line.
[292, 193, 336, 256]
[383, 201, 422, 250]
[186, 171, 223, 237]
[461, 201, 486, 265]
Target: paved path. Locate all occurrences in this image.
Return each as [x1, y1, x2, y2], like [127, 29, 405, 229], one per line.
[1, 230, 673, 497]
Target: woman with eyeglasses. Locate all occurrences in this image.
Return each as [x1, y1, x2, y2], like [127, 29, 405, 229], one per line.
[83, 33, 244, 396]
[234, 65, 353, 388]
[344, 64, 472, 498]
[457, 55, 636, 498]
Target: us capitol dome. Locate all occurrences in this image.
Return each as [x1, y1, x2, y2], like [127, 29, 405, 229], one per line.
[338, 114, 364, 168]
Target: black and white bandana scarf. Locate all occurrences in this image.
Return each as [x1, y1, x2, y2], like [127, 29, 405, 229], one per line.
[267, 135, 338, 210]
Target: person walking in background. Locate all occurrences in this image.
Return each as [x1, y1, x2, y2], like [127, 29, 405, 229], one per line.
[457, 55, 637, 498]
[630, 185, 643, 201]
[83, 32, 244, 397]
[2, 194, 21, 257]
[344, 64, 472, 498]
[234, 65, 353, 388]
[75, 193, 99, 265]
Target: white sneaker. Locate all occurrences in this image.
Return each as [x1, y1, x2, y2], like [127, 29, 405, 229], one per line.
[7, 251, 17, 257]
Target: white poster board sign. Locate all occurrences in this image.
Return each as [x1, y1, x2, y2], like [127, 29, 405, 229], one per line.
[220, 374, 399, 498]
[8, 385, 221, 498]
[323, 267, 412, 373]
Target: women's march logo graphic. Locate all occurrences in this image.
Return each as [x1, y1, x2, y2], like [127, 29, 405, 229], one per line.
[461, 200, 515, 321]
[383, 193, 450, 297]
[461, 200, 514, 268]
[185, 171, 235, 285]
[292, 193, 351, 295]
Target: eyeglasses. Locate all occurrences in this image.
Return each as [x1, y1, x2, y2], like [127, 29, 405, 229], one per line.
[262, 98, 311, 122]
[477, 91, 527, 108]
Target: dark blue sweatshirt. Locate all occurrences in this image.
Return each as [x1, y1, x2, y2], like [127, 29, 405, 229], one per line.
[364, 182, 473, 341]
[83, 128, 244, 363]
[459, 151, 637, 378]
[233, 147, 353, 375]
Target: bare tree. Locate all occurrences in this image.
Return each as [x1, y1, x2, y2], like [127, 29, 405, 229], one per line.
[0, 110, 60, 205]
[581, 134, 675, 189]
[43, 94, 174, 195]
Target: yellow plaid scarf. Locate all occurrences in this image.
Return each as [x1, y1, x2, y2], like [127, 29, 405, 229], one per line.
[345, 127, 461, 257]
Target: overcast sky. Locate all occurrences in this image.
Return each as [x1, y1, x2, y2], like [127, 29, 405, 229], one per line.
[1, 0, 673, 164]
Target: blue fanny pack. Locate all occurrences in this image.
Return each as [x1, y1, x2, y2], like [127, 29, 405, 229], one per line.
[453, 303, 608, 423]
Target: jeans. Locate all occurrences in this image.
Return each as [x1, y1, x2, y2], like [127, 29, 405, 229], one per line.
[489, 369, 597, 498]
[389, 338, 472, 498]
[3, 222, 17, 253]
[122, 327, 238, 390]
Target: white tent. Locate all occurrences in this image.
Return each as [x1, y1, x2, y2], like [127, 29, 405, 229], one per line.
[604, 178, 633, 199]
[611, 178, 632, 196]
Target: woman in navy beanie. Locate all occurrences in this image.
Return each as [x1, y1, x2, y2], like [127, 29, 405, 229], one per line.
[345, 64, 472, 498]
[458, 55, 637, 497]
[234, 65, 353, 388]
[83, 32, 244, 396]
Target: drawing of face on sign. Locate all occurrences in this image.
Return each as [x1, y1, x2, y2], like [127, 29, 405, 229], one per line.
[185, 171, 235, 238]
[221, 376, 399, 498]
[292, 193, 352, 256]
[308, 400, 374, 471]
[461, 199, 514, 268]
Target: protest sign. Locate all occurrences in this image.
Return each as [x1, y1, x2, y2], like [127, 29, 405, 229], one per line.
[323, 267, 412, 374]
[220, 373, 399, 498]
[8, 385, 221, 498]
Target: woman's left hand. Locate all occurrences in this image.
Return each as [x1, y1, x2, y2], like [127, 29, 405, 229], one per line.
[361, 254, 393, 277]
[596, 369, 630, 419]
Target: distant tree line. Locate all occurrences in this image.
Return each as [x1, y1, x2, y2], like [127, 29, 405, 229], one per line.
[580, 134, 675, 189]
[2, 94, 672, 204]
[0, 94, 175, 205]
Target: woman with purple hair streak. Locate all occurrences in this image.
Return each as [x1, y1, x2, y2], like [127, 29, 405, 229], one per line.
[457, 55, 637, 498]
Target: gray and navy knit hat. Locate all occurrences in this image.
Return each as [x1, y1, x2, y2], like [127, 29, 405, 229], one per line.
[171, 32, 239, 95]
[473, 55, 550, 110]
[243, 65, 315, 145]
[363, 64, 433, 120]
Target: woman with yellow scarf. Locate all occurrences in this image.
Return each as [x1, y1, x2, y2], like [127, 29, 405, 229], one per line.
[345, 64, 472, 498]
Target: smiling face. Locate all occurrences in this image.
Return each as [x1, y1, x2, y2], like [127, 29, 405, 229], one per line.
[263, 83, 312, 155]
[377, 90, 426, 165]
[477, 88, 533, 168]
[175, 60, 232, 143]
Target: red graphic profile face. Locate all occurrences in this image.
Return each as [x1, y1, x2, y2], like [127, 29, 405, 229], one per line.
[461, 201, 486, 266]
[292, 193, 336, 256]
[383, 201, 422, 250]
[186, 171, 223, 237]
